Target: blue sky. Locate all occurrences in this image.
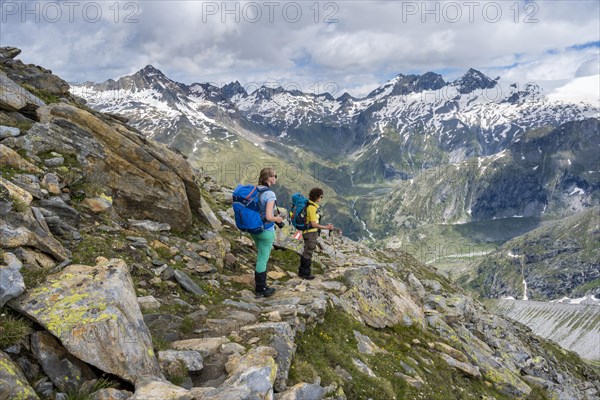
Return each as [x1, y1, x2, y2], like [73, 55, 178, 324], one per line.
[1, 0, 599, 97]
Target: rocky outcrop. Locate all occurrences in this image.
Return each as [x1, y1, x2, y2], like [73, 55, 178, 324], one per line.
[36, 103, 201, 231]
[340, 266, 425, 328]
[12, 258, 163, 383]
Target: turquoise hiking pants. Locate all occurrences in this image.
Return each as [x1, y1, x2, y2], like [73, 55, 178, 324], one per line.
[250, 229, 275, 273]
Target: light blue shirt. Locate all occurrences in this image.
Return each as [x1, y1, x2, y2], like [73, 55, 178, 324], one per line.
[258, 185, 276, 231]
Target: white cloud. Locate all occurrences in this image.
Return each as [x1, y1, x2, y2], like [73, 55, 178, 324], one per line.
[0, 0, 598, 96]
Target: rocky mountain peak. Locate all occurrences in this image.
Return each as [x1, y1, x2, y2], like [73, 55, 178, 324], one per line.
[453, 68, 498, 94]
[367, 71, 446, 98]
[220, 80, 247, 100]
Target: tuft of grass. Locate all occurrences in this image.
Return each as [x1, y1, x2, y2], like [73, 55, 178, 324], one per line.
[10, 195, 29, 213]
[64, 377, 118, 400]
[180, 316, 194, 335]
[20, 83, 60, 104]
[152, 335, 170, 352]
[21, 266, 52, 288]
[0, 309, 33, 348]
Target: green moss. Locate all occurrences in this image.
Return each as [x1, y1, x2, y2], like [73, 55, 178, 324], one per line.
[20, 83, 60, 104]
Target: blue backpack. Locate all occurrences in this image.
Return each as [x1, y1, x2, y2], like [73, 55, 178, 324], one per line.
[232, 185, 274, 234]
[290, 192, 310, 230]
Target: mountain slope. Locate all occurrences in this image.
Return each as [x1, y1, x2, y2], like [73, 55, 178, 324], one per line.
[465, 207, 600, 300]
[2, 46, 600, 400]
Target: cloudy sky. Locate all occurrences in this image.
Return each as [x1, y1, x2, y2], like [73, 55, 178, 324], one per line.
[1, 0, 599, 97]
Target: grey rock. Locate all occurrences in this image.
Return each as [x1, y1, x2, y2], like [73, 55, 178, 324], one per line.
[44, 157, 64, 167]
[34, 377, 54, 397]
[277, 383, 326, 400]
[0, 69, 45, 112]
[0, 252, 25, 307]
[36, 196, 80, 226]
[217, 210, 236, 227]
[128, 219, 171, 232]
[16, 356, 40, 381]
[394, 372, 425, 389]
[352, 358, 376, 377]
[90, 388, 133, 400]
[223, 299, 261, 313]
[222, 347, 276, 397]
[340, 267, 425, 328]
[199, 195, 222, 231]
[0, 125, 20, 139]
[12, 174, 44, 199]
[354, 331, 386, 355]
[241, 322, 295, 392]
[158, 350, 204, 372]
[137, 296, 161, 312]
[0, 351, 39, 399]
[170, 337, 230, 358]
[422, 279, 443, 294]
[31, 331, 97, 393]
[144, 314, 184, 342]
[438, 353, 481, 379]
[173, 270, 206, 296]
[130, 375, 193, 400]
[0, 46, 21, 60]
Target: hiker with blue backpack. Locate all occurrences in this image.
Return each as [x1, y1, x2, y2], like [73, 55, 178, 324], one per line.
[291, 188, 334, 280]
[232, 167, 283, 297]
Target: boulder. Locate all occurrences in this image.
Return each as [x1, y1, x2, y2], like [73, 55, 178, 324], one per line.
[0, 144, 42, 173]
[1, 178, 33, 206]
[0, 70, 45, 112]
[36, 196, 80, 226]
[39, 103, 201, 231]
[0, 252, 25, 307]
[30, 331, 97, 393]
[277, 383, 326, 400]
[158, 350, 203, 379]
[240, 322, 295, 392]
[0, 125, 20, 139]
[339, 267, 425, 328]
[129, 375, 193, 400]
[173, 270, 206, 296]
[222, 346, 277, 398]
[0, 350, 39, 399]
[200, 196, 223, 231]
[170, 337, 230, 358]
[12, 258, 163, 383]
[80, 197, 113, 214]
[128, 219, 171, 232]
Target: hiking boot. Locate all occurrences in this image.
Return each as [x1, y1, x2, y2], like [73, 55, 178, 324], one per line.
[255, 286, 276, 297]
[255, 271, 275, 297]
[298, 256, 315, 280]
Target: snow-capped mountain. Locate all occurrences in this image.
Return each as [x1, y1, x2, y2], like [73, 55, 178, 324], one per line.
[73, 67, 598, 184]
